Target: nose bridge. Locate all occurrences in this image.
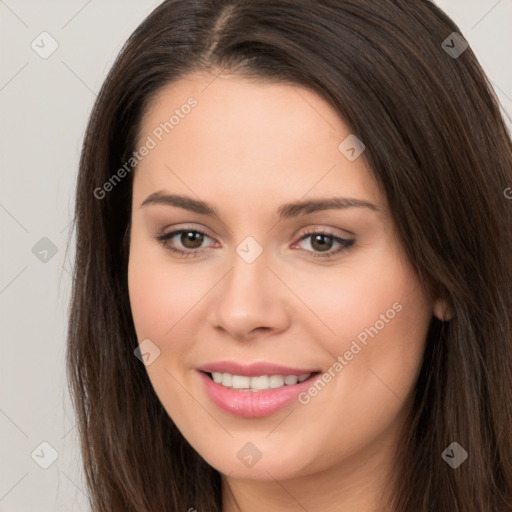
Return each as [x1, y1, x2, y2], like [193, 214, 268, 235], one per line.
[211, 238, 289, 337]
[222, 242, 273, 308]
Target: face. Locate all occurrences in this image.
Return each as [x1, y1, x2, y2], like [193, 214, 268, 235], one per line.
[128, 72, 435, 482]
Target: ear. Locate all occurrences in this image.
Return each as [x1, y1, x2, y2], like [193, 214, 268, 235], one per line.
[433, 297, 454, 321]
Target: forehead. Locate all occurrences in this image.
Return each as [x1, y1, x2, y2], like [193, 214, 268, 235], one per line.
[133, 72, 383, 212]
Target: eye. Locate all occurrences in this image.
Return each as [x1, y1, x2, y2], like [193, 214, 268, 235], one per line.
[293, 230, 355, 258]
[154, 226, 355, 259]
[155, 227, 216, 257]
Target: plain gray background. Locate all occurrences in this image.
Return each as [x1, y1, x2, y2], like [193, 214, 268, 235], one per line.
[1, 1, 511, 510]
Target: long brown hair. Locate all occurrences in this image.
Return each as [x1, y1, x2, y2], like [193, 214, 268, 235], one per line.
[66, 1, 512, 510]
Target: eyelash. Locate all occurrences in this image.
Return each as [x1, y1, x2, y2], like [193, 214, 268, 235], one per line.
[155, 227, 355, 259]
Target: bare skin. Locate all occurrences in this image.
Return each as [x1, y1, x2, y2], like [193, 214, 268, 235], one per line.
[127, 72, 451, 512]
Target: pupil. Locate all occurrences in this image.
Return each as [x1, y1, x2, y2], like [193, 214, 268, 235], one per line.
[312, 234, 332, 251]
[181, 231, 203, 248]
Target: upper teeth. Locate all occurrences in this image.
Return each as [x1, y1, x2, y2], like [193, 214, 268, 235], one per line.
[211, 372, 311, 391]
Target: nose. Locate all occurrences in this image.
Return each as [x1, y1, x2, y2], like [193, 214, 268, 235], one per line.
[209, 250, 291, 341]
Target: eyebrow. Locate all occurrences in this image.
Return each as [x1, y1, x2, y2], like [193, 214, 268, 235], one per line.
[140, 191, 380, 218]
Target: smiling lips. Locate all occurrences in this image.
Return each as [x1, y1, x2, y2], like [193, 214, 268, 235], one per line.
[197, 361, 322, 417]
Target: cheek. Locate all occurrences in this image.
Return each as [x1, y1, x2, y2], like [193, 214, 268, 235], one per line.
[288, 242, 430, 355]
[127, 239, 207, 342]
[297, 242, 431, 406]
[127, 246, 200, 411]
[285, 251, 431, 466]
[336, 257, 429, 405]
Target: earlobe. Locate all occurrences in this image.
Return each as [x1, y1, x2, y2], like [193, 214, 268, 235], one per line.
[433, 298, 454, 321]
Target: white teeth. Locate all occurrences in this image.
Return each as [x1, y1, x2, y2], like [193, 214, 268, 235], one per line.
[221, 373, 232, 387]
[210, 372, 312, 391]
[232, 375, 250, 389]
[284, 375, 298, 385]
[269, 375, 284, 388]
[250, 375, 270, 390]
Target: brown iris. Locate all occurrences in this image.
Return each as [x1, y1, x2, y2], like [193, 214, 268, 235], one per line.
[309, 233, 334, 252]
[180, 231, 204, 249]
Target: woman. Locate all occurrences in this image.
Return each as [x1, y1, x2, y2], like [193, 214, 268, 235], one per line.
[66, 0, 512, 510]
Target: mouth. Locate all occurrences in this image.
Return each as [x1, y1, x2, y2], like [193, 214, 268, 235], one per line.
[198, 370, 323, 418]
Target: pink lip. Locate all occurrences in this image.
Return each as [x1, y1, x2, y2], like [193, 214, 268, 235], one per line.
[198, 370, 322, 418]
[197, 360, 319, 377]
